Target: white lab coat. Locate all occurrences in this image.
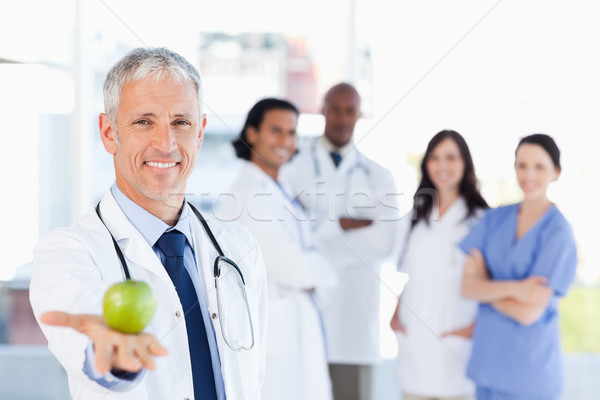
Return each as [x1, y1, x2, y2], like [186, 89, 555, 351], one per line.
[280, 137, 401, 364]
[395, 198, 480, 397]
[29, 190, 268, 400]
[217, 161, 336, 400]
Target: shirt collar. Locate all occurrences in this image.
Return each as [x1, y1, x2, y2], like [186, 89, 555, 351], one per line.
[320, 135, 354, 156]
[110, 184, 194, 250]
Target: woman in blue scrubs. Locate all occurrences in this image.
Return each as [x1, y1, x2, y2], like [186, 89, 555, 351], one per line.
[460, 134, 577, 400]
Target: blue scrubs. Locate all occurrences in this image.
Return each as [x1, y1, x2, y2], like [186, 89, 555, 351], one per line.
[459, 203, 577, 399]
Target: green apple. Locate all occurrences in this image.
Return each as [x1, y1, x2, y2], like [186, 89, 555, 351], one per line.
[103, 280, 157, 334]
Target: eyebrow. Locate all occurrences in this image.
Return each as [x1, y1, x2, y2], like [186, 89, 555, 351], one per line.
[133, 112, 193, 118]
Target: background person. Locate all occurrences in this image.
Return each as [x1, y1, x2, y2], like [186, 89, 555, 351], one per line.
[460, 133, 577, 400]
[391, 130, 487, 400]
[217, 98, 336, 400]
[281, 83, 401, 400]
[29, 47, 268, 400]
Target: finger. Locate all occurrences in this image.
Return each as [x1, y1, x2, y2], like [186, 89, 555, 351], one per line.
[41, 312, 106, 335]
[469, 248, 482, 258]
[463, 258, 476, 271]
[134, 336, 167, 371]
[41, 311, 77, 327]
[114, 336, 144, 373]
[134, 344, 157, 371]
[541, 287, 554, 299]
[532, 276, 549, 285]
[139, 334, 168, 357]
[94, 336, 114, 375]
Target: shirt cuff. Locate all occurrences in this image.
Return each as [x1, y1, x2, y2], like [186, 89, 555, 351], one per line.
[83, 341, 146, 392]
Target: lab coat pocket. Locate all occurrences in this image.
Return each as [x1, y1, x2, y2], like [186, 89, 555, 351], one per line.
[266, 298, 298, 356]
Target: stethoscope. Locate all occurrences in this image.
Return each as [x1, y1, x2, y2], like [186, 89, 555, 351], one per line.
[310, 137, 377, 216]
[95, 202, 255, 352]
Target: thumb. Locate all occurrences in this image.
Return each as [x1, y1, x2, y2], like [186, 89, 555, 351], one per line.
[41, 311, 74, 327]
[469, 248, 482, 257]
[532, 276, 548, 285]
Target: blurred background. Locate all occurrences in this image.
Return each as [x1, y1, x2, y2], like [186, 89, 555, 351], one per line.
[1, 0, 599, 398]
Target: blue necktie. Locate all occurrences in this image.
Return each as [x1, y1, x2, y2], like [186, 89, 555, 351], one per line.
[330, 151, 342, 168]
[155, 230, 217, 399]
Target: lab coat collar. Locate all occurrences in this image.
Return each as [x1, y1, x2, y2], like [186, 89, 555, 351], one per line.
[109, 183, 195, 250]
[431, 196, 467, 226]
[241, 161, 291, 197]
[240, 161, 305, 218]
[315, 137, 359, 175]
[320, 135, 355, 156]
[98, 190, 174, 283]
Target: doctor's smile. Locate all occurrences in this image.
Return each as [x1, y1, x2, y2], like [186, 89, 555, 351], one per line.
[145, 161, 178, 169]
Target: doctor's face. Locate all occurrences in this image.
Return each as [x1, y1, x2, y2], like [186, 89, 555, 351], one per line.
[426, 138, 465, 195]
[322, 88, 360, 148]
[247, 109, 298, 177]
[515, 143, 560, 201]
[99, 77, 205, 209]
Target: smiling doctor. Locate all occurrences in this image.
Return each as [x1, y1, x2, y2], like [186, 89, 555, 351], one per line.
[217, 98, 336, 400]
[29, 47, 268, 400]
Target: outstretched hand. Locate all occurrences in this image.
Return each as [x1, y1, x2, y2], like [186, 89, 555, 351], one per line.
[41, 311, 168, 375]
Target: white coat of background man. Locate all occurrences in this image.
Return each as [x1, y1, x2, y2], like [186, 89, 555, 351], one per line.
[218, 98, 337, 400]
[29, 47, 267, 400]
[281, 83, 400, 400]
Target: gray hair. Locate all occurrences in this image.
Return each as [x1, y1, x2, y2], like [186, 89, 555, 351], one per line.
[103, 47, 203, 125]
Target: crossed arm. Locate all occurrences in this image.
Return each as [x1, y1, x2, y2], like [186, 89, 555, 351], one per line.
[461, 249, 553, 326]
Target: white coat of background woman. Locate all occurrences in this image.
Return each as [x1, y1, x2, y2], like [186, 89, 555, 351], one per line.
[391, 130, 488, 400]
[217, 98, 336, 400]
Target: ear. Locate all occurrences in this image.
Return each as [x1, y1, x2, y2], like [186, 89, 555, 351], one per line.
[197, 114, 207, 150]
[246, 126, 258, 145]
[554, 167, 561, 181]
[99, 113, 117, 155]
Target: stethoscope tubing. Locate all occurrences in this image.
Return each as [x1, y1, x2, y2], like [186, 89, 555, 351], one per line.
[94, 200, 254, 351]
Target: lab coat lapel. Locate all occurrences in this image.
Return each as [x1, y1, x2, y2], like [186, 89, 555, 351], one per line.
[187, 202, 220, 318]
[188, 203, 253, 394]
[315, 140, 337, 178]
[317, 139, 359, 184]
[98, 191, 173, 285]
[439, 197, 467, 229]
[245, 162, 300, 220]
[337, 146, 359, 176]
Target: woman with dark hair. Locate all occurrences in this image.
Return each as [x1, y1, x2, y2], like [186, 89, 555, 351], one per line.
[391, 130, 488, 400]
[219, 98, 336, 400]
[460, 134, 577, 399]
